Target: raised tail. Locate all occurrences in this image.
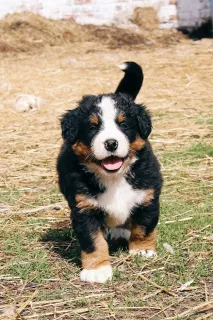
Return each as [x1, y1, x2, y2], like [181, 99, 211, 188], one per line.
[115, 61, 143, 100]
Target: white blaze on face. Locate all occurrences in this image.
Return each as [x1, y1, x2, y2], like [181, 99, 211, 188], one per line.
[91, 96, 129, 160]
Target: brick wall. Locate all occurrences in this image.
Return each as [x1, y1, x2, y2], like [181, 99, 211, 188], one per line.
[0, 0, 177, 28]
[0, 0, 211, 29]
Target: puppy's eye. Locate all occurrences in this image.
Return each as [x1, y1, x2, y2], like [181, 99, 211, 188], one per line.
[89, 125, 97, 131]
[119, 122, 128, 130]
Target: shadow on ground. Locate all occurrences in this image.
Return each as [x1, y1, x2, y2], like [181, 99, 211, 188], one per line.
[40, 224, 129, 266]
[40, 226, 81, 267]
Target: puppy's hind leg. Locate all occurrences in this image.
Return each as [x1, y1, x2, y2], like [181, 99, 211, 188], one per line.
[108, 221, 131, 251]
[129, 226, 157, 257]
[109, 226, 131, 242]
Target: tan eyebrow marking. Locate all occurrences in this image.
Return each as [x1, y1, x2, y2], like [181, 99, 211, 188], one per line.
[90, 114, 99, 125]
[117, 112, 125, 123]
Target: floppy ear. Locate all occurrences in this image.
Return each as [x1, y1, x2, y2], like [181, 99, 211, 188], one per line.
[61, 108, 79, 145]
[135, 104, 152, 139]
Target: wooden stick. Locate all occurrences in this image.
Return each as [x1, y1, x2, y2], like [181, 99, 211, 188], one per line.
[140, 267, 165, 274]
[128, 266, 177, 297]
[164, 217, 193, 224]
[24, 308, 89, 319]
[142, 289, 162, 301]
[165, 300, 213, 319]
[12, 291, 37, 320]
[112, 254, 132, 267]
[115, 306, 161, 310]
[148, 299, 184, 320]
[137, 273, 178, 297]
[195, 312, 213, 320]
[16, 292, 114, 308]
[13, 202, 66, 215]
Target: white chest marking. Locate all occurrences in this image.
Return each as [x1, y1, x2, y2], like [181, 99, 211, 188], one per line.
[97, 177, 147, 226]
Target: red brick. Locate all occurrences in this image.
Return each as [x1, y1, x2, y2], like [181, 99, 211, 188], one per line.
[169, 15, 177, 20]
[74, 0, 92, 5]
[116, 5, 122, 11]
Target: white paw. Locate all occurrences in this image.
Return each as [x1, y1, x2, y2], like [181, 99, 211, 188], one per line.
[129, 249, 157, 257]
[109, 227, 131, 241]
[80, 265, 112, 283]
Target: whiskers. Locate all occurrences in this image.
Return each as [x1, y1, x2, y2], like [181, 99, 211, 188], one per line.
[85, 151, 97, 163]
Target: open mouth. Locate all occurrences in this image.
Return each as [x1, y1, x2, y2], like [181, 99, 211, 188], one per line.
[101, 156, 124, 172]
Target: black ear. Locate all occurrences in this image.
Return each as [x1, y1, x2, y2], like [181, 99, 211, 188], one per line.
[135, 104, 152, 139]
[61, 108, 79, 144]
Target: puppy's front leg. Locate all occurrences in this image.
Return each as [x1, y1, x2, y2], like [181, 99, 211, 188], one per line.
[129, 201, 159, 257]
[72, 198, 112, 283]
[80, 231, 112, 283]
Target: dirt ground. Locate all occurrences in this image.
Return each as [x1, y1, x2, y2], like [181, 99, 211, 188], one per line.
[0, 14, 213, 320]
[0, 37, 212, 196]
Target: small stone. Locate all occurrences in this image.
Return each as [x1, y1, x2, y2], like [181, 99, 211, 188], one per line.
[163, 242, 174, 254]
[15, 94, 43, 112]
[179, 280, 194, 291]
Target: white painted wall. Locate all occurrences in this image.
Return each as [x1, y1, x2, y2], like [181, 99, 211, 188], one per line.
[0, 0, 178, 28]
[0, 0, 211, 29]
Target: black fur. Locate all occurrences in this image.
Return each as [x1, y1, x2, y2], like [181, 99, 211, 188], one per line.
[115, 61, 143, 100]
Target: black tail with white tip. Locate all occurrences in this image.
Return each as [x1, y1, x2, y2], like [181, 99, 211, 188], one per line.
[115, 61, 143, 100]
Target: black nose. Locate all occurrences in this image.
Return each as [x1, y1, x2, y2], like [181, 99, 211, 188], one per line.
[104, 139, 118, 152]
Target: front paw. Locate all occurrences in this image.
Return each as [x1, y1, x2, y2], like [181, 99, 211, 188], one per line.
[80, 265, 112, 283]
[129, 249, 157, 257]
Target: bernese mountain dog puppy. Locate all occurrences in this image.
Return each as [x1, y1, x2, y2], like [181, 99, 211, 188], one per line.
[57, 62, 163, 283]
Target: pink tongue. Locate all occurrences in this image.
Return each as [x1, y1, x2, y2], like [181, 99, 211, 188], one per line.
[102, 157, 123, 171]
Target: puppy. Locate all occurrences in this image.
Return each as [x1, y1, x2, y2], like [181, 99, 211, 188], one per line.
[57, 62, 163, 283]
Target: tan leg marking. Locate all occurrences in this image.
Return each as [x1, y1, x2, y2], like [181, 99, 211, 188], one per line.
[75, 194, 97, 213]
[129, 225, 157, 253]
[81, 232, 110, 270]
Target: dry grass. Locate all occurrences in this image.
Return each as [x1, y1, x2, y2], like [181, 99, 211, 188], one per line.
[0, 14, 213, 319]
[0, 10, 182, 53]
[131, 7, 159, 30]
